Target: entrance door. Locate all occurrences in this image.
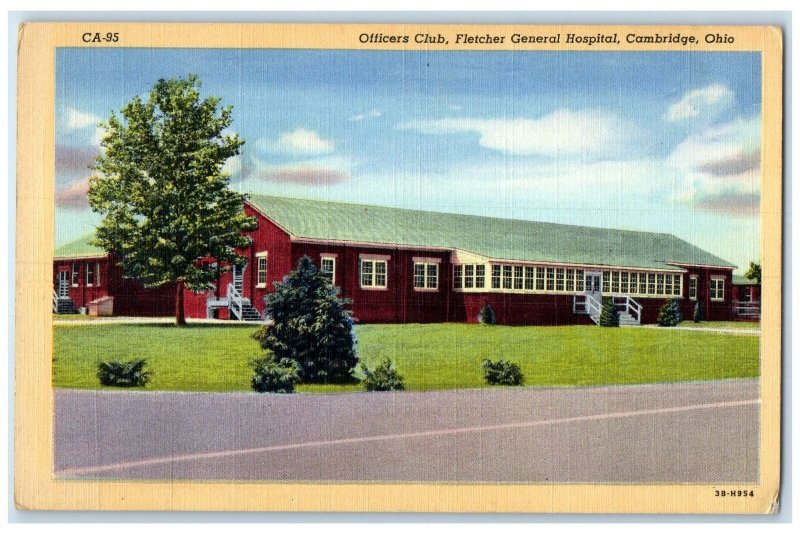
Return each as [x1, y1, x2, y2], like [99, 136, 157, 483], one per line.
[584, 271, 602, 301]
[232, 262, 246, 294]
[57, 270, 70, 297]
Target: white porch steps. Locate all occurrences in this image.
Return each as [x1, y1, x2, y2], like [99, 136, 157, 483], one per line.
[574, 294, 642, 326]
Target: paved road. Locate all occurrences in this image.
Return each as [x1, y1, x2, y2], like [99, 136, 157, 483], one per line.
[54, 379, 759, 483]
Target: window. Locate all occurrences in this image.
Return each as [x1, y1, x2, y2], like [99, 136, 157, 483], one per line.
[672, 274, 682, 296]
[546, 268, 555, 291]
[555, 268, 565, 291]
[319, 256, 334, 285]
[575, 270, 584, 291]
[360, 259, 387, 288]
[427, 263, 439, 289]
[639, 273, 647, 295]
[710, 278, 725, 301]
[602, 271, 610, 290]
[414, 262, 438, 290]
[536, 267, 545, 290]
[656, 274, 665, 295]
[71, 262, 79, 286]
[464, 264, 475, 289]
[256, 253, 269, 287]
[648, 274, 656, 295]
[491, 265, 501, 289]
[503, 265, 513, 289]
[630, 272, 638, 294]
[513, 266, 524, 289]
[688, 276, 698, 300]
[664, 274, 672, 295]
[525, 267, 535, 290]
[566, 269, 575, 292]
[85, 262, 95, 286]
[475, 265, 485, 288]
[454, 265, 463, 288]
[414, 263, 426, 288]
[620, 272, 628, 294]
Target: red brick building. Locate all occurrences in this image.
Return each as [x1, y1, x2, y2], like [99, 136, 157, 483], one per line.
[54, 195, 744, 325]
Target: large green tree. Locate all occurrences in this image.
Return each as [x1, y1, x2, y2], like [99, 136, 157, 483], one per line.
[88, 75, 256, 325]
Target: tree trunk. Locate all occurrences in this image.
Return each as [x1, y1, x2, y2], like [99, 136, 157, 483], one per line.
[175, 280, 186, 326]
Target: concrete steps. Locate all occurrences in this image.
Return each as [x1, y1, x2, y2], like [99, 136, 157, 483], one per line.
[54, 298, 79, 314]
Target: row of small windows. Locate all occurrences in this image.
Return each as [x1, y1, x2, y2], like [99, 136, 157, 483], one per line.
[453, 264, 684, 298]
[601, 270, 683, 297]
[328, 257, 723, 301]
[216, 253, 727, 302]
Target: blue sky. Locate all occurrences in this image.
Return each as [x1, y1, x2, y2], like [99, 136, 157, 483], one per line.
[55, 48, 761, 272]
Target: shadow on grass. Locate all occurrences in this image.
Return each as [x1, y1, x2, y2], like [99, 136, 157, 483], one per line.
[117, 322, 262, 329]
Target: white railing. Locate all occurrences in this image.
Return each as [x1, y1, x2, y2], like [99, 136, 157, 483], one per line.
[52, 289, 58, 313]
[573, 294, 603, 323]
[733, 301, 760, 319]
[613, 296, 643, 324]
[585, 294, 602, 319]
[227, 282, 244, 321]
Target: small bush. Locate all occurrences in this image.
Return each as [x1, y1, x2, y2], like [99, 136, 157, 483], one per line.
[481, 359, 524, 386]
[360, 358, 405, 391]
[657, 300, 681, 327]
[693, 301, 704, 323]
[478, 303, 497, 325]
[97, 359, 151, 387]
[251, 354, 302, 393]
[598, 297, 619, 327]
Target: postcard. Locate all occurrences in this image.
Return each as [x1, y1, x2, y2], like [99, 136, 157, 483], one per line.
[14, 22, 782, 513]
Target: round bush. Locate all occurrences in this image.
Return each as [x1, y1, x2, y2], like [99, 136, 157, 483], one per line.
[360, 358, 405, 391]
[251, 354, 302, 393]
[481, 359, 524, 386]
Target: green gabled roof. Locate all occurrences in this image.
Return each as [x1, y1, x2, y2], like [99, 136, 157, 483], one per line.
[733, 275, 757, 285]
[246, 195, 736, 271]
[54, 234, 106, 259]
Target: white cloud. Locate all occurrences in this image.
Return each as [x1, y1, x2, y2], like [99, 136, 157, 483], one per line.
[667, 116, 761, 215]
[257, 128, 334, 156]
[222, 154, 242, 176]
[664, 83, 735, 122]
[91, 127, 107, 147]
[65, 107, 101, 130]
[396, 109, 643, 159]
[246, 155, 353, 185]
[349, 109, 383, 122]
[668, 116, 760, 170]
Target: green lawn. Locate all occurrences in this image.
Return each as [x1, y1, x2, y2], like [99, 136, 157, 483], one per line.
[53, 314, 98, 321]
[676, 320, 760, 330]
[52, 323, 760, 393]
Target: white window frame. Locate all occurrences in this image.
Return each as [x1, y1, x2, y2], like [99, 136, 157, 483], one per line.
[453, 265, 463, 289]
[71, 262, 79, 287]
[452, 263, 486, 291]
[360, 258, 388, 289]
[413, 262, 439, 291]
[710, 277, 725, 301]
[255, 251, 268, 288]
[85, 261, 94, 287]
[688, 276, 698, 300]
[320, 255, 336, 286]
